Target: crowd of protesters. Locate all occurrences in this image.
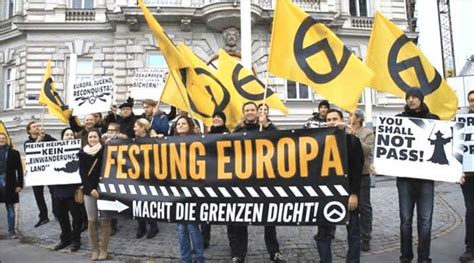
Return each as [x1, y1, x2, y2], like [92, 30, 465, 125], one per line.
[0, 90, 472, 263]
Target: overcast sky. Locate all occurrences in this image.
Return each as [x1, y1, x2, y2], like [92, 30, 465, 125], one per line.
[417, 0, 474, 74]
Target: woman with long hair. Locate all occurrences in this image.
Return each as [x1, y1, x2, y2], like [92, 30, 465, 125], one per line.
[78, 129, 110, 261]
[174, 116, 205, 262]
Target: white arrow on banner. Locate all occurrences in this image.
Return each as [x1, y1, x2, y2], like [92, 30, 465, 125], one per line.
[97, 199, 129, 213]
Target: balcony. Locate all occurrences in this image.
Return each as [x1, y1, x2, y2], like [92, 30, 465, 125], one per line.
[66, 9, 96, 22]
[0, 19, 13, 34]
[139, 0, 321, 11]
[350, 16, 373, 29]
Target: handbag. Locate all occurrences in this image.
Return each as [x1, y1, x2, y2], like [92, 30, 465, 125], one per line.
[75, 158, 98, 204]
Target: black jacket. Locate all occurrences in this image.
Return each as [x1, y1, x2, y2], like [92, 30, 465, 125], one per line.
[118, 115, 136, 139]
[24, 133, 56, 147]
[234, 121, 277, 133]
[0, 147, 23, 204]
[346, 134, 364, 196]
[396, 103, 440, 120]
[78, 147, 104, 196]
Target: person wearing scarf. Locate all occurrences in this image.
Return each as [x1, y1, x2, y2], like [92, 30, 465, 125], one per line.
[0, 133, 23, 239]
[78, 129, 110, 261]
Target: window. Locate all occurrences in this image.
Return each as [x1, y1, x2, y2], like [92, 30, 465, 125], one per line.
[286, 80, 311, 100]
[147, 53, 167, 68]
[2, 0, 15, 19]
[350, 0, 370, 17]
[71, 0, 94, 9]
[3, 67, 15, 110]
[75, 58, 93, 83]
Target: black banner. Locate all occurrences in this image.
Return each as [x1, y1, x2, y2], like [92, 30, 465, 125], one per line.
[98, 128, 349, 225]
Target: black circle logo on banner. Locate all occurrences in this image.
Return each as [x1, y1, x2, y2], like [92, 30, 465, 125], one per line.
[387, 35, 442, 96]
[294, 16, 351, 84]
[232, 64, 274, 101]
[323, 201, 346, 223]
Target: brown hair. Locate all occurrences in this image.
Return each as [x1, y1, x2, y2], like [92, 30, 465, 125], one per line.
[26, 121, 36, 135]
[143, 99, 157, 107]
[174, 116, 195, 136]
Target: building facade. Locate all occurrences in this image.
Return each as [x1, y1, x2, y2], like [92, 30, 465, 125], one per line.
[0, 0, 412, 147]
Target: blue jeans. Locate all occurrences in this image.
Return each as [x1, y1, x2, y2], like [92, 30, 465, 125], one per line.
[316, 210, 360, 263]
[462, 176, 474, 252]
[6, 203, 15, 233]
[177, 223, 204, 263]
[397, 178, 434, 263]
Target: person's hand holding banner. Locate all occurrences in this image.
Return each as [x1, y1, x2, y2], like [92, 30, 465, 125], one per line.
[91, 189, 100, 199]
[348, 194, 358, 211]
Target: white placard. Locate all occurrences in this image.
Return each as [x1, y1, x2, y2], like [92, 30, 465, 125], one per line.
[130, 68, 168, 99]
[25, 139, 82, 186]
[71, 77, 114, 116]
[374, 116, 464, 183]
[455, 114, 474, 171]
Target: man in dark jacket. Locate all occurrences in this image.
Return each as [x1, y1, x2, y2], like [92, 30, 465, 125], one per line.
[315, 109, 364, 263]
[0, 132, 23, 238]
[230, 102, 285, 263]
[396, 89, 439, 263]
[303, 100, 330, 128]
[118, 97, 136, 138]
[24, 121, 56, 227]
[140, 99, 169, 136]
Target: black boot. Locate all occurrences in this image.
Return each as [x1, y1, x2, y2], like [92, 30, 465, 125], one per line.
[147, 222, 159, 239]
[53, 240, 71, 251]
[136, 220, 147, 239]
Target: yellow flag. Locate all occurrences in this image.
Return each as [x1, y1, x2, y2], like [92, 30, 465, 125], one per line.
[215, 49, 289, 116]
[161, 70, 189, 112]
[160, 44, 219, 126]
[268, 0, 373, 112]
[366, 12, 458, 120]
[0, 121, 14, 148]
[38, 61, 71, 123]
[138, 0, 189, 70]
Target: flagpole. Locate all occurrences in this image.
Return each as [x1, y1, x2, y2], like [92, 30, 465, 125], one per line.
[41, 106, 46, 127]
[259, 70, 270, 132]
[169, 70, 202, 135]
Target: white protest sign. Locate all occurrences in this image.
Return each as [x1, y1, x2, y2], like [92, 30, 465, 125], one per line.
[25, 139, 82, 186]
[455, 114, 474, 171]
[374, 116, 464, 183]
[71, 77, 114, 116]
[130, 68, 168, 99]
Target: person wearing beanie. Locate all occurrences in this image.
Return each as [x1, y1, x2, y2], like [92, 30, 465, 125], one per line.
[395, 88, 439, 263]
[304, 100, 330, 128]
[348, 109, 375, 252]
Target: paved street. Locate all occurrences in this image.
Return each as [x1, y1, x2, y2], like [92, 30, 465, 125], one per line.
[0, 177, 467, 262]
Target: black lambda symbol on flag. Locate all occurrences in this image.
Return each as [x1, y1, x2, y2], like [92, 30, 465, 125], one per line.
[44, 78, 69, 111]
[191, 67, 230, 118]
[294, 17, 351, 84]
[231, 64, 275, 100]
[388, 35, 442, 96]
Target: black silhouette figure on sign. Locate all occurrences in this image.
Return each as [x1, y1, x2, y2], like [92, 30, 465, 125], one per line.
[54, 160, 79, 173]
[428, 130, 452, 165]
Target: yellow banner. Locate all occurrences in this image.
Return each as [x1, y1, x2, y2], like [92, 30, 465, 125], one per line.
[366, 12, 458, 120]
[268, 0, 373, 112]
[38, 61, 71, 123]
